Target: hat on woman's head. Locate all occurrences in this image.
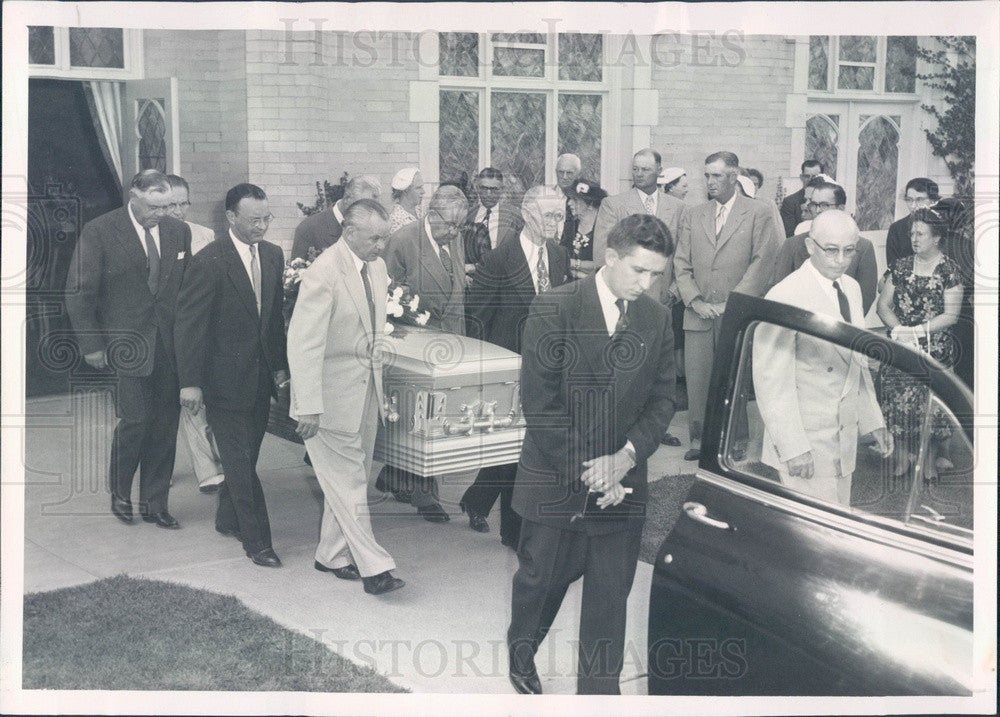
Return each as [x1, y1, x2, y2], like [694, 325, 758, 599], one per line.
[658, 167, 686, 186]
[574, 180, 608, 206]
[391, 167, 421, 191]
[736, 175, 757, 198]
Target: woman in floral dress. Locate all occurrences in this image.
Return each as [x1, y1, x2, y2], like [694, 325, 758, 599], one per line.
[876, 207, 964, 480]
[562, 179, 607, 279]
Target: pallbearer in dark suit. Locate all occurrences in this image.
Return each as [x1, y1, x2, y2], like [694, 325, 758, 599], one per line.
[175, 184, 288, 568]
[461, 186, 571, 546]
[507, 214, 677, 695]
[382, 185, 469, 522]
[780, 159, 823, 237]
[65, 170, 191, 528]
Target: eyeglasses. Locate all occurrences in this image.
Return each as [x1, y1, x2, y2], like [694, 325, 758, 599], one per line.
[807, 201, 839, 211]
[243, 214, 274, 228]
[813, 243, 858, 259]
[166, 201, 191, 211]
[430, 210, 461, 232]
[904, 195, 932, 206]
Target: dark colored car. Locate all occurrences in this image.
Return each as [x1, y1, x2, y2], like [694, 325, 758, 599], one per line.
[648, 292, 975, 696]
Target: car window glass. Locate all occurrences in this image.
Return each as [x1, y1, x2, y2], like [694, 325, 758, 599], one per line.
[722, 321, 973, 544]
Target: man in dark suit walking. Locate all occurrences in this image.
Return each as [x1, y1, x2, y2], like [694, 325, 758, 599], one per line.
[174, 184, 288, 568]
[461, 186, 571, 546]
[780, 159, 823, 237]
[507, 214, 676, 695]
[65, 169, 191, 528]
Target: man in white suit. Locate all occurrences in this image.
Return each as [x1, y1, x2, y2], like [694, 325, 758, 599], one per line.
[287, 199, 405, 595]
[752, 210, 893, 505]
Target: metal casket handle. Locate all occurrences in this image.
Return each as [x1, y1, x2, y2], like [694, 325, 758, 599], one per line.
[682, 502, 731, 530]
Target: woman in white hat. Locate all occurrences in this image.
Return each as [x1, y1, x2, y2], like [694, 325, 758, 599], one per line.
[388, 167, 425, 233]
[659, 167, 689, 200]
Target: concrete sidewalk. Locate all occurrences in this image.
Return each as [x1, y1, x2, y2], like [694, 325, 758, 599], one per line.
[20, 393, 695, 695]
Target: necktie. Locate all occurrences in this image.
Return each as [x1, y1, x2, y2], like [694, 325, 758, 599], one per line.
[614, 298, 629, 335]
[360, 263, 377, 333]
[536, 247, 550, 293]
[715, 203, 728, 237]
[478, 208, 493, 255]
[249, 243, 261, 314]
[832, 280, 852, 323]
[439, 245, 454, 278]
[144, 227, 160, 293]
[644, 193, 655, 214]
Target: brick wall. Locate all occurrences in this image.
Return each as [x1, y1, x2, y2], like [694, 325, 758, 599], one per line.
[244, 30, 420, 255]
[144, 30, 249, 233]
[650, 34, 795, 207]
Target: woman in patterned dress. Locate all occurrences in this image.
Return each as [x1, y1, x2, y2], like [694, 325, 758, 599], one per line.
[563, 179, 607, 280]
[388, 167, 424, 233]
[876, 207, 964, 480]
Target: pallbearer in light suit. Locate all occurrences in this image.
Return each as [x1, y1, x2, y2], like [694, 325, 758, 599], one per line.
[287, 199, 404, 596]
[753, 210, 893, 506]
[507, 214, 677, 695]
[175, 184, 288, 568]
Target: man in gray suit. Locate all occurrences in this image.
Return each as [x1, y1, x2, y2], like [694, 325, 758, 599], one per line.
[674, 151, 782, 461]
[380, 185, 469, 522]
[290, 175, 381, 261]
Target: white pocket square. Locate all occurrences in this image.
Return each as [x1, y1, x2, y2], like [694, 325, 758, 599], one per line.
[177, 251, 186, 259]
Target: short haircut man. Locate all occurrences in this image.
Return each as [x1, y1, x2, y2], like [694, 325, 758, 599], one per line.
[508, 212, 676, 695]
[753, 210, 892, 505]
[65, 169, 192, 528]
[780, 159, 825, 237]
[886, 177, 942, 267]
[290, 175, 381, 261]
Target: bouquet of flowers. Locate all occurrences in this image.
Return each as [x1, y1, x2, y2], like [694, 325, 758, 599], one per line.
[282, 247, 319, 322]
[385, 279, 430, 336]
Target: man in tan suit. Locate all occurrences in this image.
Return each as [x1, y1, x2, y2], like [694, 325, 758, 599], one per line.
[379, 186, 469, 522]
[287, 199, 404, 595]
[753, 211, 892, 505]
[674, 151, 782, 461]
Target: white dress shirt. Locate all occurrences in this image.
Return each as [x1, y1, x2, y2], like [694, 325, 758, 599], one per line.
[636, 187, 658, 216]
[229, 229, 257, 284]
[803, 258, 851, 322]
[127, 202, 160, 256]
[714, 191, 738, 234]
[473, 202, 502, 249]
[519, 232, 549, 294]
[595, 267, 627, 337]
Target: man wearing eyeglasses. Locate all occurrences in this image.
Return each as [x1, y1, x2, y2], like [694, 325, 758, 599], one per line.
[462, 167, 523, 267]
[66, 169, 192, 529]
[885, 178, 940, 268]
[175, 184, 289, 568]
[780, 159, 824, 237]
[165, 174, 225, 494]
[753, 210, 892, 506]
[381, 185, 470, 523]
[771, 180, 879, 314]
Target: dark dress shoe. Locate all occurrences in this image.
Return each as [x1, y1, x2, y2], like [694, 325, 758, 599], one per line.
[314, 561, 361, 580]
[199, 484, 220, 494]
[247, 547, 282, 568]
[661, 432, 682, 447]
[111, 496, 133, 524]
[303, 451, 312, 467]
[683, 448, 701, 461]
[509, 661, 542, 694]
[216, 525, 241, 540]
[141, 511, 180, 529]
[500, 534, 519, 550]
[417, 502, 450, 523]
[362, 571, 405, 595]
[460, 500, 490, 532]
[391, 490, 412, 504]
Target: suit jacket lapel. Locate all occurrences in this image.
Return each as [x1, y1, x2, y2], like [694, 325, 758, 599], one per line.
[259, 243, 278, 329]
[506, 240, 537, 300]
[716, 198, 750, 249]
[222, 235, 260, 323]
[546, 241, 568, 289]
[113, 209, 154, 284]
[334, 240, 375, 339]
[701, 203, 717, 247]
[155, 223, 179, 294]
[418, 224, 451, 295]
[576, 278, 613, 375]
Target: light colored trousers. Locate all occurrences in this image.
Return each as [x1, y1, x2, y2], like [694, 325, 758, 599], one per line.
[179, 405, 225, 488]
[780, 469, 852, 506]
[304, 386, 396, 578]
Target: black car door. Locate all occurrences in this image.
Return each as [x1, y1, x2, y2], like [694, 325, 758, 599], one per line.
[648, 293, 975, 696]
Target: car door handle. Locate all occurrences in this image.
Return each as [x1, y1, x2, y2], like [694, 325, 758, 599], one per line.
[683, 502, 731, 530]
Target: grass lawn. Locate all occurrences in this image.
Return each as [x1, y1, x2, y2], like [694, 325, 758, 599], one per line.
[22, 575, 407, 692]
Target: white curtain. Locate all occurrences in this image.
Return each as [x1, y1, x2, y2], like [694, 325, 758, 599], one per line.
[84, 81, 123, 188]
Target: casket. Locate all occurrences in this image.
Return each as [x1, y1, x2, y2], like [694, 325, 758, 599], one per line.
[372, 325, 525, 477]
